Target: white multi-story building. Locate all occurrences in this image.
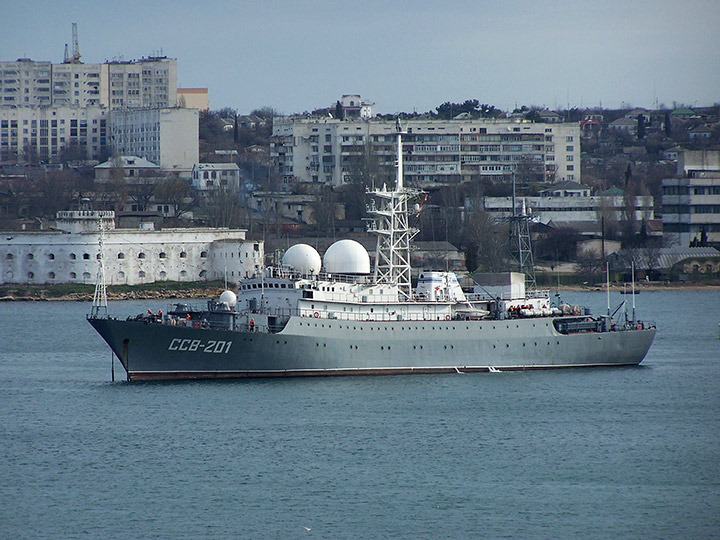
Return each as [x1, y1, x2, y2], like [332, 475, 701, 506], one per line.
[478, 194, 654, 227]
[1, 210, 262, 285]
[271, 117, 581, 186]
[662, 150, 720, 247]
[0, 105, 108, 161]
[0, 56, 177, 110]
[0, 59, 52, 107]
[110, 108, 198, 172]
[191, 163, 240, 192]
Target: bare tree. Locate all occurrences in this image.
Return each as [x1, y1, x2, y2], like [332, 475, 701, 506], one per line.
[205, 184, 245, 228]
[154, 175, 196, 219]
[462, 209, 508, 272]
[576, 249, 605, 282]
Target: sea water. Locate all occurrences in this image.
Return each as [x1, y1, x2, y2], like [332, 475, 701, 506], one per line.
[1, 290, 719, 539]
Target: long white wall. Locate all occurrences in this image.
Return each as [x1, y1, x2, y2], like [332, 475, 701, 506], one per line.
[1, 228, 262, 286]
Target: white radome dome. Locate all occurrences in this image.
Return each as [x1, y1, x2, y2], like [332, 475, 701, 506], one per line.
[219, 290, 237, 308]
[323, 239, 370, 274]
[282, 244, 322, 274]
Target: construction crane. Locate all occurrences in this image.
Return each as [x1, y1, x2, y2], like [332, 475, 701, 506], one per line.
[63, 23, 81, 64]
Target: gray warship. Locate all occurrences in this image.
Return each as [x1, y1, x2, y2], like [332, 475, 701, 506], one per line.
[88, 126, 655, 381]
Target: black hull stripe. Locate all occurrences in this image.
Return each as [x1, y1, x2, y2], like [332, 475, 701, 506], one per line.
[128, 362, 642, 381]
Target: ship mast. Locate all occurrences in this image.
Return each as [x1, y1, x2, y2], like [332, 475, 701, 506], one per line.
[367, 120, 421, 300]
[508, 173, 537, 291]
[90, 218, 108, 318]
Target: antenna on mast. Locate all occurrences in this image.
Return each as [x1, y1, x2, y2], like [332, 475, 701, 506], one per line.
[367, 119, 421, 300]
[91, 218, 108, 319]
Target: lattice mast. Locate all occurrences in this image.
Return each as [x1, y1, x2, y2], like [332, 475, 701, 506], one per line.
[508, 174, 537, 291]
[91, 219, 108, 318]
[367, 120, 420, 300]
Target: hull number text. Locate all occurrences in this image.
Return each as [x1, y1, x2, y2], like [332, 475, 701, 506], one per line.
[168, 338, 232, 354]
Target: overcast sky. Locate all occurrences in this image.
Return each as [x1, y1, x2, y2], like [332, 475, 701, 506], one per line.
[2, 0, 718, 115]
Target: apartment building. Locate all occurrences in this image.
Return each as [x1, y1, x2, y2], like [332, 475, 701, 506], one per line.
[0, 105, 108, 161]
[662, 150, 720, 247]
[0, 57, 177, 110]
[479, 194, 654, 227]
[109, 107, 198, 172]
[271, 117, 580, 186]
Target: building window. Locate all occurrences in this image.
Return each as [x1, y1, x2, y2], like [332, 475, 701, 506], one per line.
[48, 272, 55, 279]
[70, 272, 77, 279]
[139, 271, 146, 278]
[28, 272, 35, 279]
[200, 251, 208, 258]
[83, 253, 89, 260]
[199, 270, 207, 278]
[5, 253, 12, 260]
[180, 270, 188, 277]
[70, 253, 76, 260]
[159, 252, 166, 259]
[138, 252, 145, 259]
[48, 253, 55, 260]
[118, 252, 125, 259]
[27, 253, 34, 260]
[180, 251, 187, 258]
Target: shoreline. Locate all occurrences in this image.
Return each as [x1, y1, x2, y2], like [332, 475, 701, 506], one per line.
[1, 282, 718, 302]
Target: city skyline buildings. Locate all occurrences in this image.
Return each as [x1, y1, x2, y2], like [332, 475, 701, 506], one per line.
[1, 0, 718, 116]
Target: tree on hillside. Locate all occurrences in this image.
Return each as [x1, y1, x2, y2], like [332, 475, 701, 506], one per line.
[637, 115, 646, 140]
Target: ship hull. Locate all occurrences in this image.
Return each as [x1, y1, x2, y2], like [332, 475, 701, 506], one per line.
[89, 316, 656, 381]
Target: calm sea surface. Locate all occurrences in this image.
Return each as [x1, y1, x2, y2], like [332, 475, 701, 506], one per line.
[1, 290, 719, 539]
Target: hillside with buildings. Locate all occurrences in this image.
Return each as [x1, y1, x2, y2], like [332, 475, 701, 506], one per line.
[1, 35, 719, 288]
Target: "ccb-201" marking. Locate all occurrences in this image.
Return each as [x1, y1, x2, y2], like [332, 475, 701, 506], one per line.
[168, 338, 232, 353]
